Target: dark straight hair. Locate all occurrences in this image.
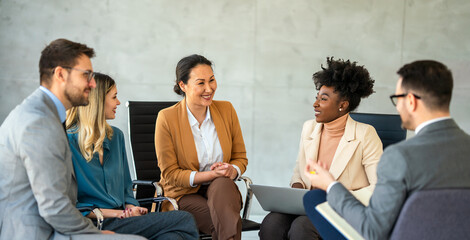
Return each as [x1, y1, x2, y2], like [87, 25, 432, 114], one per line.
[173, 54, 212, 96]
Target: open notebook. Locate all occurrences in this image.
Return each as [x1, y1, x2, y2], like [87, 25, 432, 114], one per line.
[315, 188, 372, 240]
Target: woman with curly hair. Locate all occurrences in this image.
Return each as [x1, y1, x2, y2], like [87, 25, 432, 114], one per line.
[259, 57, 383, 240]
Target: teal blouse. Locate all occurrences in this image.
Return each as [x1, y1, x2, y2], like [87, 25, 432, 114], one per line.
[67, 126, 139, 216]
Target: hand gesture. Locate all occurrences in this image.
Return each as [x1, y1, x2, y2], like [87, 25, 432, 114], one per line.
[304, 160, 335, 191]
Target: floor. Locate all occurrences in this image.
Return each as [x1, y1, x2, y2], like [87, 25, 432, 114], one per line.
[241, 229, 260, 240]
[241, 214, 264, 240]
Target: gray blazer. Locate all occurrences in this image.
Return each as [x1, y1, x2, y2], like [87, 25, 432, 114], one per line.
[0, 89, 116, 240]
[327, 119, 470, 240]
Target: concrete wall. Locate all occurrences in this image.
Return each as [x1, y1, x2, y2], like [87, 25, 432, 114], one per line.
[1, 0, 469, 215]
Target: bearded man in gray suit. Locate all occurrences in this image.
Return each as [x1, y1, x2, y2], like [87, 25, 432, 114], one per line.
[0, 39, 145, 240]
[303, 60, 470, 239]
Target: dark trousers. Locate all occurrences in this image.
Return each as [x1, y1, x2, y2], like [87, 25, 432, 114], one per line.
[259, 212, 321, 240]
[99, 211, 199, 240]
[178, 177, 242, 240]
[303, 189, 346, 240]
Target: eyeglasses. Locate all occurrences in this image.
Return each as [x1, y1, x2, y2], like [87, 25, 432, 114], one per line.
[389, 93, 421, 106]
[60, 67, 95, 83]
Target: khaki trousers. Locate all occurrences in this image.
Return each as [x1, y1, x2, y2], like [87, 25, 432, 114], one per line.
[179, 177, 242, 240]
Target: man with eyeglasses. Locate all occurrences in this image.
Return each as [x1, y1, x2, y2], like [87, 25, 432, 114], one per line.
[303, 60, 470, 239]
[0, 39, 145, 240]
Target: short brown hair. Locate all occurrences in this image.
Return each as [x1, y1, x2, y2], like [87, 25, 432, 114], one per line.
[397, 60, 453, 111]
[39, 38, 95, 85]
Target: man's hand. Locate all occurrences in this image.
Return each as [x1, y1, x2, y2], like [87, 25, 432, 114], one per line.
[304, 160, 335, 191]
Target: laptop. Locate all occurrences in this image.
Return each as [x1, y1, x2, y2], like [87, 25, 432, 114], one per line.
[251, 184, 309, 215]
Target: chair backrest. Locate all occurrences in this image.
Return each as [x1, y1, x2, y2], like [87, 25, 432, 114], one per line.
[390, 188, 470, 240]
[349, 112, 406, 149]
[127, 101, 177, 199]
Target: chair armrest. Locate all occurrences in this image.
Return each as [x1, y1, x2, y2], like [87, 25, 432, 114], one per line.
[237, 176, 254, 219]
[137, 197, 179, 211]
[132, 180, 163, 197]
[77, 206, 104, 230]
[133, 180, 178, 212]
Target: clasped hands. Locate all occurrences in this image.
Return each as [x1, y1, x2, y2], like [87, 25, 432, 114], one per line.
[117, 206, 148, 219]
[95, 205, 149, 234]
[304, 160, 335, 191]
[210, 162, 238, 180]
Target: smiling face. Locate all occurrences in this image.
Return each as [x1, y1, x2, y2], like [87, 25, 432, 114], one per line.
[104, 85, 120, 120]
[63, 54, 96, 107]
[179, 64, 217, 111]
[313, 85, 347, 123]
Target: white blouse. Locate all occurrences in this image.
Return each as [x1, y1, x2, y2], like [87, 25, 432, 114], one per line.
[186, 105, 240, 186]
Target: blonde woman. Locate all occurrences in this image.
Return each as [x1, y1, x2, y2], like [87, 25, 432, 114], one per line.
[66, 73, 198, 240]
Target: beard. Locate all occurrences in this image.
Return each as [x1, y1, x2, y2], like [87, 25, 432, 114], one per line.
[399, 109, 413, 130]
[64, 85, 90, 107]
[64, 88, 89, 107]
[64, 74, 91, 107]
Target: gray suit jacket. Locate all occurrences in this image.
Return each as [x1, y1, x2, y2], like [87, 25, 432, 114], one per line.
[327, 119, 470, 240]
[0, 89, 100, 239]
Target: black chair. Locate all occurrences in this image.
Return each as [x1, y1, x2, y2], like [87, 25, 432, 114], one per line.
[126, 101, 260, 236]
[390, 188, 470, 240]
[349, 112, 406, 149]
[127, 101, 178, 212]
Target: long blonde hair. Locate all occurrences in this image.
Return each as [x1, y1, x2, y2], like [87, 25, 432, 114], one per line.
[66, 73, 115, 162]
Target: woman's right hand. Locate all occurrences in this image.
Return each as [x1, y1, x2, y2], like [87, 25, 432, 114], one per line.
[87, 207, 148, 219]
[211, 162, 237, 179]
[193, 163, 236, 185]
[118, 206, 148, 219]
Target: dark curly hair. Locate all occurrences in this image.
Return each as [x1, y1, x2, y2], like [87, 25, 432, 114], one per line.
[313, 57, 375, 112]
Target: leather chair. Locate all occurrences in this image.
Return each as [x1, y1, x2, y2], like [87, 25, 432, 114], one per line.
[126, 101, 260, 237]
[390, 188, 470, 240]
[349, 113, 406, 149]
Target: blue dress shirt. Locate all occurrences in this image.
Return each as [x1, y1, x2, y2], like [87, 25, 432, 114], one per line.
[67, 126, 139, 216]
[39, 86, 66, 123]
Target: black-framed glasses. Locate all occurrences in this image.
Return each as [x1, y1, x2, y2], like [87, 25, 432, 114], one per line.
[61, 66, 95, 83]
[389, 93, 421, 106]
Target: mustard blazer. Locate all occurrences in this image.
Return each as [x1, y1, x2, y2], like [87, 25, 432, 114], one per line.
[155, 98, 248, 208]
[290, 115, 383, 192]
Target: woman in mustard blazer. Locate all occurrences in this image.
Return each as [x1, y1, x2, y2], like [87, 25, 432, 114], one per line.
[155, 54, 248, 240]
[259, 57, 383, 240]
